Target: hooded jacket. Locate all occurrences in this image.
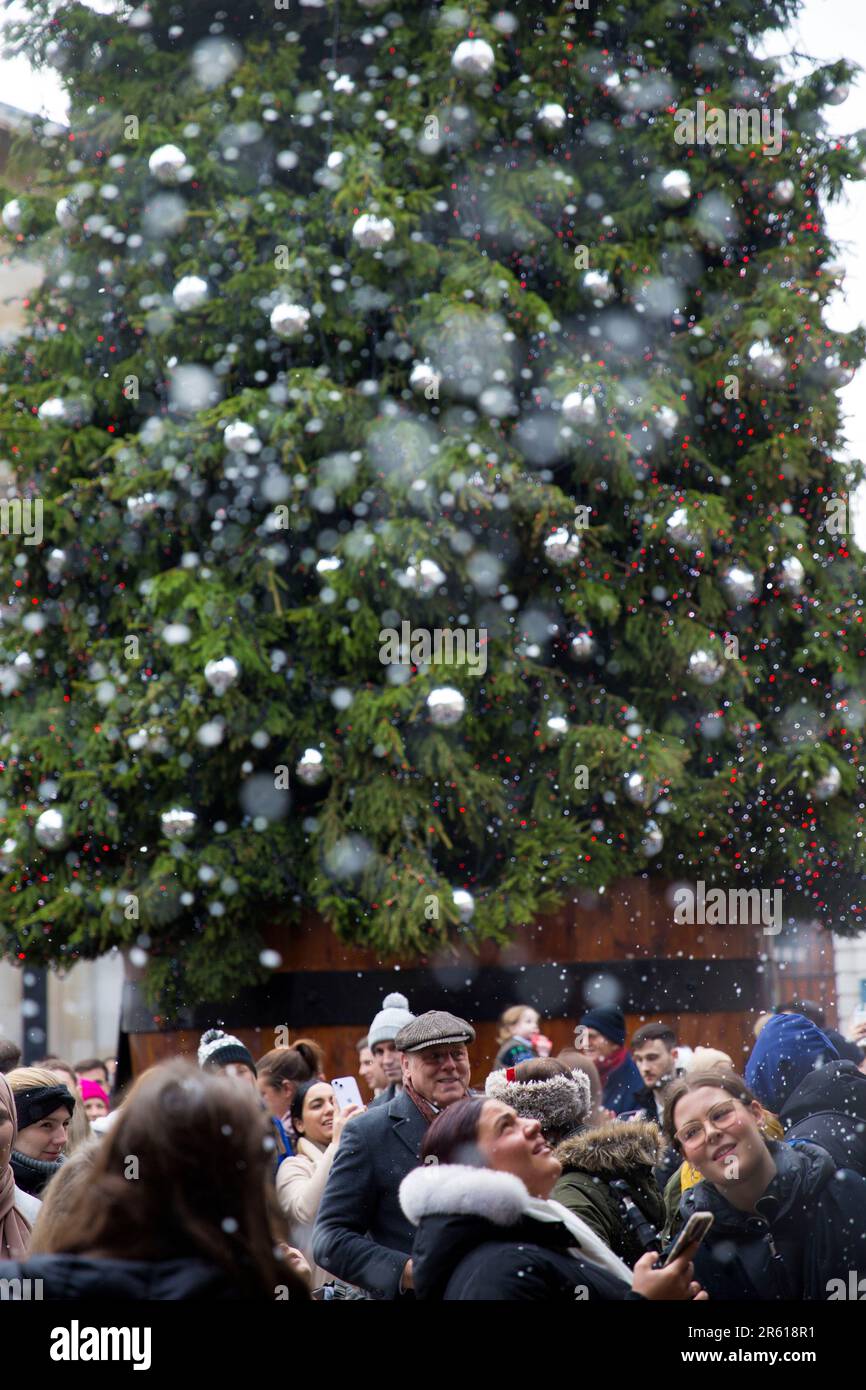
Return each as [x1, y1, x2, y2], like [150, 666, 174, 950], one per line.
[746, 1012, 866, 1176]
[745, 1012, 839, 1115]
[677, 1140, 866, 1300]
[399, 1163, 635, 1302]
[553, 1120, 666, 1265]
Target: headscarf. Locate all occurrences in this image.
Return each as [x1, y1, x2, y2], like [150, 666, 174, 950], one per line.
[0, 1073, 33, 1259]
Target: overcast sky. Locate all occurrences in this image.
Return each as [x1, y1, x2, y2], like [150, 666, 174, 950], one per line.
[2, 0, 865, 540]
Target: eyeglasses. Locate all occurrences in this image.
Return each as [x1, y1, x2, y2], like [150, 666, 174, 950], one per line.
[674, 1102, 740, 1151]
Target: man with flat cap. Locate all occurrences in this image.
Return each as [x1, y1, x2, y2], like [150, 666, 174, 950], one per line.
[312, 1009, 474, 1298]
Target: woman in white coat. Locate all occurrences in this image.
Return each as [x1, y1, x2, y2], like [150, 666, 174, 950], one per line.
[0, 1073, 40, 1259]
[275, 1080, 364, 1290]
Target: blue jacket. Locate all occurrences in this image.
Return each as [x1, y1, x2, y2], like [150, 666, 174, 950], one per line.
[602, 1052, 645, 1115]
[746, 1012, 838, 1113]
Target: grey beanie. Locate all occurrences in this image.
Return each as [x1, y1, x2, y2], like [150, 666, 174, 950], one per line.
[368, 992, 415, 1049]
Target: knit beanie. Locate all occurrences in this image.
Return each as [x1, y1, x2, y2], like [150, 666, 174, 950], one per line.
[79, 1078, 110, 1109]
[485, 1068, 592, 1138]
[14, 1084, 75, 1132]
[578, 1006, 626, 1047]
[368, 993, 415, 1049]
[197, 1028, 257, 1074]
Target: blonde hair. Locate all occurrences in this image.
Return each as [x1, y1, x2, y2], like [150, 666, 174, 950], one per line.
[496, 1004, 537, 1046]
[683, 1048, 733, 1075]
[6, 1066, 66, 1093]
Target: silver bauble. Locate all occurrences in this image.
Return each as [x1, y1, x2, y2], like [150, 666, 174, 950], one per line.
[748, 339, 786, 381]
[570, 631, 596, 662]
[666, 506, 699, 546]
[403, 558, 446, 595]
[270, 301, 310, 339]
[148, 143, 187, 183]
[545, 715, 569, 739]
[640, 819, 664, 857]
[35, 807, 68, 850]
[624, 771, 647, 803]
[544, 527, 582, 566]
[222, 419, 258, 452]
[204, 655, 241, 695]
[1, 199, 23, 233]
[822, 352, 855, 387]
[537, 103, 567, 132]
[409, 361, 440, 395]
[660, 170, 691, 205]
[774, 178, 795, 204]
[426, 687, 466, 727]
[0, 836, 18, 873]
[453, 888, 475, 922]
[825, 82, 850, 105]
[296, 747, 326, 786]
[55, 195, 81, 230]
[126, 493, 158, 520]
[688, 649, 723, 685]
[160, 807, 197, 840]
[37, 397, 71, 423]
[655, 406, 679, 436]
[777, 555, 805, 591]
[451, 37, 496, 78]
[561, 389, 598, 426]
[721, 563, 758, 604]
[172, 274, 209, 311]
[13, 651, 33, 679]
[583, 269, 615, 303]
[46, 547, 68, 580]
[809, 765, 841, 801]
[352, 213, 396, 249]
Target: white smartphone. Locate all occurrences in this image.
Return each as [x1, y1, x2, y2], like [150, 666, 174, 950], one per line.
[331, 1075, 364, 1112]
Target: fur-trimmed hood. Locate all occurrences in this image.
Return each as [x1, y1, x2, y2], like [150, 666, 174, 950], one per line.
[484, 1067, 591, 1137]
[401, 1162, 529, 1228]
[555, 1119, 666, 1176]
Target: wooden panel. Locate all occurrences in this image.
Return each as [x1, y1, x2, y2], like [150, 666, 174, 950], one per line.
[129, 1010, 757, 1092]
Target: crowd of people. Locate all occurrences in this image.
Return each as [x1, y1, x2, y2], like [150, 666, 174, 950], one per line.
[1, 993, 865, 1301]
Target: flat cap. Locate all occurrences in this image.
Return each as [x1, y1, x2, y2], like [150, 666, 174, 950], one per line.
[394, 1010, 475, 1053]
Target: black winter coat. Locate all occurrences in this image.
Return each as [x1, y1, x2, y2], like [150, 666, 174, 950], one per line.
[778, 1060, 866, 1177]
[0, 1254, 280, 1300]
[411, 1210, 634, 1301]
[679, 1140, 866, 1300]
[400, 1162, 636, 1302]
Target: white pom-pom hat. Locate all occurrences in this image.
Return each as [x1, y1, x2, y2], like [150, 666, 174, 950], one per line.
[368, 992, 416, 1048]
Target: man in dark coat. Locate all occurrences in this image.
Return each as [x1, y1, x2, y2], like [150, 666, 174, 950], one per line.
[745, 1011, 866, 1177]
[576, 1007, 645, 1115]
[312, 1010, 475, 1299]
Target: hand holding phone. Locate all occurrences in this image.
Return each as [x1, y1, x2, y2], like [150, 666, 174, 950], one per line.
[657, 1212, 714, 1267]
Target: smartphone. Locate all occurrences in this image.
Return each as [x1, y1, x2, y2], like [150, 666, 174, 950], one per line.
[331, 1076, 364, 1112]
[657, 1212, 714, 1267]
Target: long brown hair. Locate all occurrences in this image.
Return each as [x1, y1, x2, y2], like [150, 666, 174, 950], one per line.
[41, 1059, 301, 1298]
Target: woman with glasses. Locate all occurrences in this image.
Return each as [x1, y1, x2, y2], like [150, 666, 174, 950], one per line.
[664, 1071, 866, 1300]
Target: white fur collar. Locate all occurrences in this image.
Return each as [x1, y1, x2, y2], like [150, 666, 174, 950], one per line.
[399, 1163, 529, 1227]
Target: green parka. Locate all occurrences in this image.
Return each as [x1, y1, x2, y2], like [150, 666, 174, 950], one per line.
[552, 1119, 668, 1267]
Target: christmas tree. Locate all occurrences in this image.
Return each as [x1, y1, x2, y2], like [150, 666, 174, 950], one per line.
[0, 0, 864, 1012]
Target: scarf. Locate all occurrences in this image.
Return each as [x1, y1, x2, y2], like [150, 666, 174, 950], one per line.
[404, 1080, 447, 1126]
[526, 1195, 634, 1287]
[0, 1074, 33, 1260]
[595, 1045, 628, 1085]
[10, 1149, 64, 1197]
